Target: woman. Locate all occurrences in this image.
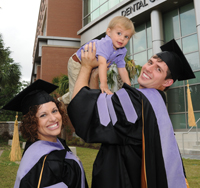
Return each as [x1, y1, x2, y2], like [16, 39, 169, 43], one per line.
[2, 79, 88, 188]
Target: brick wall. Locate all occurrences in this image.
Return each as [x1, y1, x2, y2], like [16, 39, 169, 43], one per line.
[47, 0, 82, 38]
[40, 46, 78, 83]
[36, 65, 41, 80]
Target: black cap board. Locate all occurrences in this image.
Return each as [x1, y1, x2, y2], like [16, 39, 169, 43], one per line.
[2, 79, 58, 115]
[156, 39, 195, 82]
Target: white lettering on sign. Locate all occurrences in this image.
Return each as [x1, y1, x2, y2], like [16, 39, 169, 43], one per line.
[121, 0, 156, 16]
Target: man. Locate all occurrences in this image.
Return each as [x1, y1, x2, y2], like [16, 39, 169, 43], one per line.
[68, 39, 194, 188]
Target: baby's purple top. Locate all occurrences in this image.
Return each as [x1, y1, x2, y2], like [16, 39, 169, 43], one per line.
[76, 35, 127, 68]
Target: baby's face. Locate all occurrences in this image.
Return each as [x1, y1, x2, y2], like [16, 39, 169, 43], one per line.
[107, 24, 132, 50]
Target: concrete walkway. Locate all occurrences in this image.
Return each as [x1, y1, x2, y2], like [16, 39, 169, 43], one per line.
[181, 153, 200, 160]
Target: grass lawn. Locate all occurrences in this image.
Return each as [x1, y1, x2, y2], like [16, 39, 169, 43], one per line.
[0, 140, 200, 188]
[77, 147, 98, 187]
[183, 158, 200, 187]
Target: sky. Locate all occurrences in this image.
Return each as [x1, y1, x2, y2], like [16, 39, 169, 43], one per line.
[0, 0, 41, 82]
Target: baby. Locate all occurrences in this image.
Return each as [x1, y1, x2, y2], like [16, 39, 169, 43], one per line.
[64, 16, 135, 104]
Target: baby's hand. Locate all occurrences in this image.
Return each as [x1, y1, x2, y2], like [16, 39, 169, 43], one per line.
[100, 83, 113, 95]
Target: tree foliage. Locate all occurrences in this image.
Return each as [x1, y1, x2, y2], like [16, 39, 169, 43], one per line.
[52, 75, 69, 97]
[0, 34, 29, 121]
[107, 68, 117, 88]
[125, 55, 142, 79]
[107, 55, 142, 89]
[0, 35, 21, 89]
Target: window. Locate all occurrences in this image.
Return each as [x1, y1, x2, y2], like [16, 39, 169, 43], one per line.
[163, 2, 199, 72]
[83, 0, 122, 26]
[163, 2, 200, 129]
[126, 21, 152, 85]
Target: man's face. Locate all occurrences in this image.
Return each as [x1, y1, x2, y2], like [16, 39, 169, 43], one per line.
[138, 57, 173, 91]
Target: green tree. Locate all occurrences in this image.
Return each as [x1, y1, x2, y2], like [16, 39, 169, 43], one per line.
[52, 75, 69, 97]
[0, 35, 21, 89]
[107, 55, 142, 89]
[0, 34, 28, 121]
[0, 81, 29, 121]
[125, 55, 142, 79]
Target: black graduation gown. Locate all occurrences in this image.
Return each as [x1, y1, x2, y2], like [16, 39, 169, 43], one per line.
[14, 138, 88, 188]
[68, 84, 188, 188]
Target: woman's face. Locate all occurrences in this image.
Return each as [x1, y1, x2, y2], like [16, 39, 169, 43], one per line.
[36, 101, 62, 142]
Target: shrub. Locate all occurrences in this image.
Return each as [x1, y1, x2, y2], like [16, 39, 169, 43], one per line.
[66, 136, 100, 150]
[1, 131, 12, 141]
[67, 140, 73, 146]
[92, 143, 101, 149]
[84, 143, 90, 148]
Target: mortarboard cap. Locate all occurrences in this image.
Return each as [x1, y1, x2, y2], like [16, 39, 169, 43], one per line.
[156, 39, 195, 82]
[2, 79, 58, 115]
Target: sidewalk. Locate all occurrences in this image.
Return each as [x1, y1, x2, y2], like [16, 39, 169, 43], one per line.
[181, 153, 200, 160]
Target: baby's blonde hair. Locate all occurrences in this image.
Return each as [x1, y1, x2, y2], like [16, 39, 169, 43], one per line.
[107, 16, 135, 37]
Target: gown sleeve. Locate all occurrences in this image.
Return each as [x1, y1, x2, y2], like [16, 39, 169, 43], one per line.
[45, 150, 84, 188]
[68, 85, 143, 144]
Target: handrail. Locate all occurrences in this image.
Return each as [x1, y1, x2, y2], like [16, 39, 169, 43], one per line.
[182, 118, 200, 154]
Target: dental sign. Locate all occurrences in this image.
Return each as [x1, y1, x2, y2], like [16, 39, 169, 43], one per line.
[121, 0, 156, 16]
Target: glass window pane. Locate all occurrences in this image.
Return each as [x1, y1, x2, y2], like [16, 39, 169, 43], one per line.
[91, 9, 100, 20]
[185, 84, 200, 111]
[130, 22, 151, 87]
[188, 71, 200, 85]
[176, 39, 181, 48]
[148, 49, 152, 60]
[126, 40, 133, 56]
[134, 51, 147, 67]
[169, 80, 184, 88]
[91, 0, 99, 9]
[185, 52, 200, 71]
[90, 0, 100, 20]
[180, 2, 196, 37]
[100, 2, 108, 15]
[100, 0, 107, 4]
[84, 0, 90, 16]
[163, 9, 180, 41]
[109, 0, 119, 9]
[167, 87, 185, 113]
[182, 34, 198, 54]
[133, 24, 146, 53]
[185, 112, 200, 129]
[170, 114, 186, 129]
[194, 112, 200, 128]
[84, 15, 91, 26]
[146, 21, 152, 48]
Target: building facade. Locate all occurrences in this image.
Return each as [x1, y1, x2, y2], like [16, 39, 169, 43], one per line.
[31, 0, 82, 83]
[32, 0, 200, 131]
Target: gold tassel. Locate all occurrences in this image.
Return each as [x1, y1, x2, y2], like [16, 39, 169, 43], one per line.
[9, 112, 22, 161]
[187, 81, 196, 127]
[185, 178, 190, 188]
